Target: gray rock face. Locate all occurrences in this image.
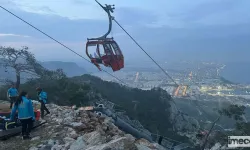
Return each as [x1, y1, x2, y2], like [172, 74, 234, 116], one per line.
[169, 101, 199, 133]
[31, 136, 41, 141]
[85, 137, 136, 150]
[25, 104, 167, 150]
[0, 101, 168, 150]
[63, 137, 75, 145]
[69, 136, 87, 150]
[83, 131, 106, 147]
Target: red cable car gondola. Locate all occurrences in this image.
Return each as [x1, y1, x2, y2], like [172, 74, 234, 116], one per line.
[86, 0, 124, 72]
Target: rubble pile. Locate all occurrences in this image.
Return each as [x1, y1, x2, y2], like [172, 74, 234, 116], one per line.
[1, 103, 166, 150]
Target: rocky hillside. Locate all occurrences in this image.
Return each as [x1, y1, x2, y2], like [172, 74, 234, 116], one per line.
[0, 74, 195, 145]
[0, 103, 166, 150]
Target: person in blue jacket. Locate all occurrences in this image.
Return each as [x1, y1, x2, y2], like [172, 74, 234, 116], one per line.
[7, 84, 19, 109]
[36, 87, 50, 119]
[10, 91, 35, 139]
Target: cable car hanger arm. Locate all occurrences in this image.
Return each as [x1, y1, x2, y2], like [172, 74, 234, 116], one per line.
[88, 0, 115, 41]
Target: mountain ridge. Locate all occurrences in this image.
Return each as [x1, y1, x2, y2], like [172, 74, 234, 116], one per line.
[0, 61, 87, 82]
[40, 61, 86, 77]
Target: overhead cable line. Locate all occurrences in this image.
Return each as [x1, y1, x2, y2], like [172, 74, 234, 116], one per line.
[113, 19, 179, 86]
[0, 5, 127, 85]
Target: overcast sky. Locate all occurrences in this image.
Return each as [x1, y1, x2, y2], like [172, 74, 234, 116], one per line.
[0, 0, 249, 64]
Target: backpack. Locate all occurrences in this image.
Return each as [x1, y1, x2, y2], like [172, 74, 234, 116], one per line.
[0, 119, 21, 130]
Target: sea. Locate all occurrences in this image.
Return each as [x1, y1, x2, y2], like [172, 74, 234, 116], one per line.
[221, 62, 250, 84]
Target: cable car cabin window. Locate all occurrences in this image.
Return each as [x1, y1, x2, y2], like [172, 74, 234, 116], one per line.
[101, 41, 124, 72]
[98, 44, 111, 66]
[110, 42, 122, 56]
[87, 43, 101, 59]
[108, 43, 119, 56]
[99, 44, 107, 56]
[102, 43, 113, 56]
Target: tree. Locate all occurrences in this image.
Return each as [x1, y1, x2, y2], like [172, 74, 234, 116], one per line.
[44, 68, 67, 80]
[219, 104, 250, 136]
[201, 115, 221, 150]
[200, 104, 246, 149]
[218, 104, 246, 122]
[201, 104, 247, 149]
[0, 46, 66, 89]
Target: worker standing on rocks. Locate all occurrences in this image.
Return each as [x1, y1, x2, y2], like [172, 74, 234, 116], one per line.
[10, 91, 35, 140]
[7, 84, 18, 109]
[36, 87, 50, 119]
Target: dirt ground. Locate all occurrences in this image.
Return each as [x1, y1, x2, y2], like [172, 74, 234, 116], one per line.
[0, 100, 46, 150]
[0, 116, 59, 150]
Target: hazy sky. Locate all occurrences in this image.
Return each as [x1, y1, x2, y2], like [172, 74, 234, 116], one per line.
[0, 0, 250, 64]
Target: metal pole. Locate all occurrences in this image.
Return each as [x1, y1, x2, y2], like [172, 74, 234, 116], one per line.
[88, 0, 115, 40]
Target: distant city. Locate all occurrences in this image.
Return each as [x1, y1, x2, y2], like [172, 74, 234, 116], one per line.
[93, 61, 250, 106]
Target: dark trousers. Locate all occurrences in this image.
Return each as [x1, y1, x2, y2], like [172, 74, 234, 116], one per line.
[19, 117, 33, 136]
[9, 97, 17, 109]
[40, 100, 50, 118]
[158, 136, 163, 145]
